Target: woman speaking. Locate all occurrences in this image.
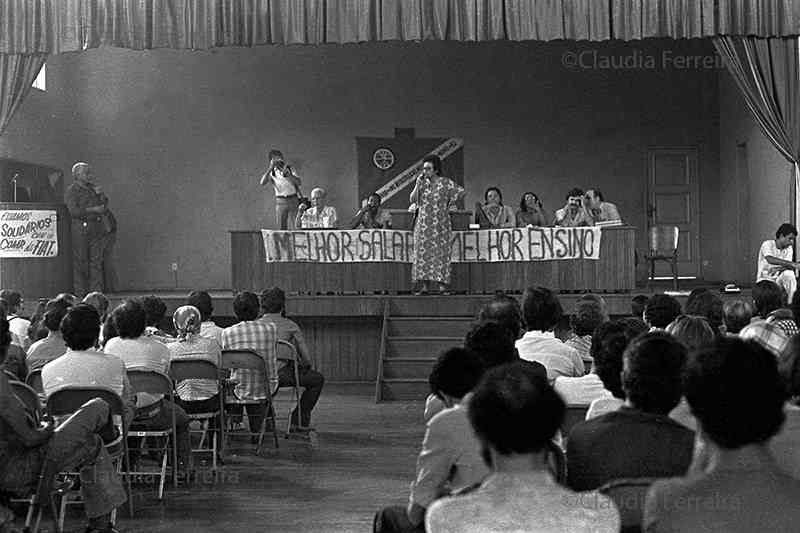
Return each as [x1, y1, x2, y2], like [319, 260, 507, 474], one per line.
[409, 155, 464, 295]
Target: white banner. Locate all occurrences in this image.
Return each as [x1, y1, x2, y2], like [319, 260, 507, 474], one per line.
[262, 227, 601, 263]
[0, 210, 58, 258]
[375, 137, 464, 202]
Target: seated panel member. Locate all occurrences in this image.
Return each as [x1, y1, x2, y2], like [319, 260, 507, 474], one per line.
[296, 187, 338, 229]
[582, 188, 621, 225]
[554, 187, 589, 227]
[349, 192, 392, 229]
[515, 191, 550, 227]
[757, 222, 799, 302]
[474, 187, 515, 229]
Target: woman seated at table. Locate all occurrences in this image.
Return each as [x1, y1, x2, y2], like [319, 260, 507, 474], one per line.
[474, 187, 515, 229]
[516, 191, 550, 227]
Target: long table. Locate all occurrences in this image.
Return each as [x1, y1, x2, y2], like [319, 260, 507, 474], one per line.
[230, 225, 635, 293]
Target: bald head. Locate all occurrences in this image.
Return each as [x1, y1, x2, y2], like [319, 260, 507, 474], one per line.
[72, 162, 90, 183]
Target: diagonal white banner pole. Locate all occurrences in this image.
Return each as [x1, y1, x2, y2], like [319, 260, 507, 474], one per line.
[375, 138, 464, 202]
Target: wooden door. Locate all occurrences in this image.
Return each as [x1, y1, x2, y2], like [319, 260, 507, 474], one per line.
[646, 148, 700, 279]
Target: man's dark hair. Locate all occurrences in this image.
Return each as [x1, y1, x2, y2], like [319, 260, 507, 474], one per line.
[429, 347, 485, 400]
[0, 289, 22, 312]
[685, 291, 723, 332]
[565, 187, 583, 201]
[686, 337, 785, 449]
[260, 287, 286, 314]
[631, 295, 649, 318]
[590, 188, 604, 202]
[469, 362, 565, 456]
[187, 290, 213, 321]
[666, 315, 716, 353]
[622, 332, 687, 415]
[464, 320, 517, 368]
[571, 299, 606, 337]
[422, 154, 442, 174]
[753, 279, 785, 317]
[267, 149, 283, 160]
[60, 304, 101, 350]
[776, 223, 798, 239]
[522, 287, 563, 332]
[43, 299, 71, 332]
[141, 295, 167, 328]
[643, 294, 682, 329]
[233, 292, 260, 321]
[111, 299, 147, 339]
[0, 317, 11, 363]
[592, 318, 648, 399]
[723, 299, 754, 335]
[477, 295, 523, 339]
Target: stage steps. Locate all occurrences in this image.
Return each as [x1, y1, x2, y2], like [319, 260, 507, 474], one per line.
[375, 304, 475, 401]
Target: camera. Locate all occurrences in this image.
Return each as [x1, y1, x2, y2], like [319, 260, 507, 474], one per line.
[273, 159, 286, 172]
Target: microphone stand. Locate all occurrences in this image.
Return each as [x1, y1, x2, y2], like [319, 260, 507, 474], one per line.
[11, 174, 18, 203]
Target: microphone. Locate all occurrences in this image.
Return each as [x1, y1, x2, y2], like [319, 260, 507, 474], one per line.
[11, 173, 19, 202]
[11, 173, 19, 182]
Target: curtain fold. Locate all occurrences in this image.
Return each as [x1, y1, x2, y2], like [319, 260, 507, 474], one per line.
[713, 35, 800, 230]
[0, 53, 47, 136]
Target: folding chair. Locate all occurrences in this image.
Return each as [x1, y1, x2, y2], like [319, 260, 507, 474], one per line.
[126, 369, 178, 499]
[6, 379, 46, 532]
[25, 369, 43, 394]
[560, 404, 589, 442]
[221, 349, 279, 454]
[275, 340, 306, 434]
[46, 387, 134, 533]
[169, 359, 226, 472]
[545, 440, 567, 485]
[598, 477, 658, 533]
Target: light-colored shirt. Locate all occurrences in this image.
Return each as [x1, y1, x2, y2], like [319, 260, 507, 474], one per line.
[554, 374, 611, 406]
[104, 336, 171, 407]
[199, 321, 224, 348]
[168, 335, 222, 402]
[267, 167, 299, 197]
[589, 201, 621, 224]
[757, 239, 794, 281]
[26, 333, 68, 371]
[409, 395, 489, 511]
[515, 331, 585, 382]
[586, 396, 624, 420]
[554, 206, 589, 227]
[258, 313, 305, 371]
[772, 403, 800, 480]
[299, 205, 338, 229]
[426, 471, 620, 533]
[565, 334, 593, 366]
[7, 316, 30, 350]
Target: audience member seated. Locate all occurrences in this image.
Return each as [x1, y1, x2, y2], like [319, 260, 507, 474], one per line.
[168, 305, 222, 415]
[644, 337, 800, 532]
[772, 335, 800, 479]
[757, 222, 798, 302]
[739, 320, 789, 358]
[565, 298, 606, 368]
[515, 191, 549, 227]
[25, 298, 49, 344]
[684, 290, 724, 336]
[723, 299, 754, 335]
[259, 287, 325, 431]
[516, 287, 584, 382]
[296, 187, 337, 229]
[141, 295, 174, 342]
[585, 318, 648, 419]
[556, 319, 645, 408]
[581, 188, 621, 225]
[567, 332, 694, 491]
[222, 291, 277, 436]
[0, 319, 126, 533]
[665, 315, 716, 353]
[630, 294, 649, 319]
[188, 290, 224, 348]
[104, 299, 191, 470]
[476, 294, 525, 340]
[553, 314, 574, 343]
[349, 192, 392, 229]
[26, 298, 71, 371]
[0, 290, 29, 350]
[751, 278, 797, 336]
[0, 302, 27, 380]
[554, 187, 588, 227]
[83, 291, 110, 325]
[426, 362, 620, 533]
[643, 294, 682, 331]
[474, 187, 515, 229]
[374, 347, 489, 533]
[42, 304, 136, 426]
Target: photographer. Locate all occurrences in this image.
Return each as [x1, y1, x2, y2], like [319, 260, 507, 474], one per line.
[554, 187, 589, 227]
[348, 192, 392, 229]
[260, 149, 302, 229]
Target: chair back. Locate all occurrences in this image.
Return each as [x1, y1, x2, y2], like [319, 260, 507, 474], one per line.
[545, 440, 566, 484]
[25, 369, 43, 394]
[46, 387, 126, 419]
[276, 339, 298, 363]
[560, 404, 589, 438]
[127, 369, 173, 397]
[598, 477, 658, 533]
[648, 226, 679, 255]
[10, 380, 43, 423]
[169, 359, 220, 382]
[221, 349, 266, 372]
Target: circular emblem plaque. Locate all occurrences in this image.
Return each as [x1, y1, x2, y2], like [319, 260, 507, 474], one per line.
[372, 147, 395, 171]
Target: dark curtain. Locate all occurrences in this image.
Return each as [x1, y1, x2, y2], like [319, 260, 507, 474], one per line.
[0, 1, 797, 53]
[0, 53, 47, 136]
[713, 35, 800, 225]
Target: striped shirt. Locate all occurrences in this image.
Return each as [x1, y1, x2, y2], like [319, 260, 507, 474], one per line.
[104, 336, 171, 407]
[168, 335, 221, 401]
[199, 321, 224, 348]
[222, 321, 277, 401]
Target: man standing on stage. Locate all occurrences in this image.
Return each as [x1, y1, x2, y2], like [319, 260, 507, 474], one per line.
[260, 149, 302, 229]
[66, 162, 116, 296]
[757, 223, 799, 301]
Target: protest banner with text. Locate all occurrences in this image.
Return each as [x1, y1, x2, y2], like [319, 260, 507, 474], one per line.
[0, 210, 58, 258]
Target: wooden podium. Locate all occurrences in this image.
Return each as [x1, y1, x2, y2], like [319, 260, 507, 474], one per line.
[0, 203, 72, 300]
